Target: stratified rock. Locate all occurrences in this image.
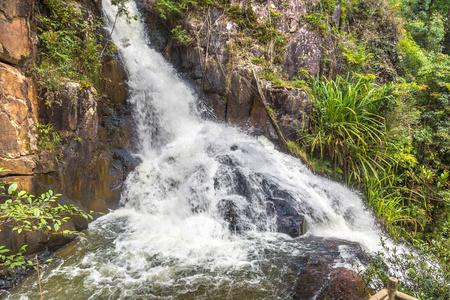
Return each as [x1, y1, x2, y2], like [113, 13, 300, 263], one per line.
[0, 155, 37, 176]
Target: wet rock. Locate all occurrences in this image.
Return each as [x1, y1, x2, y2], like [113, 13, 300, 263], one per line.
[111, 147, 141, 172]
[218, 199, 241, 232]
[317, 267, 369, 300]
[291, 238, 367, 300]
[249, 94, 271, 136]
[226, 68, 253, 125]
[267, 197, 306, 238]
[204, 63, 226, 94]
[100, 54, 128, 104]
[208, 93, 227, 120]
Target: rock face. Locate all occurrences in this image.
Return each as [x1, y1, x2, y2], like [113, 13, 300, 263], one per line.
[0, 0, 35, 65]
[137, 0, 313, 145]
[0, 62, 38, 158]
[284, 24, 324, 79]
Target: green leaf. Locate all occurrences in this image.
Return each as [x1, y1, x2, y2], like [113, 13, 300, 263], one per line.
[8, 183, 18, 194]
[54, 223, 60, 231]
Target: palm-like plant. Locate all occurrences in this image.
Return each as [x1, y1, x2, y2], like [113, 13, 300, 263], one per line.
[305, 75, 394, 182]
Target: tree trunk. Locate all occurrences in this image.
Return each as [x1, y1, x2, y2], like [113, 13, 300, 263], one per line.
[443, 9, 450, 55]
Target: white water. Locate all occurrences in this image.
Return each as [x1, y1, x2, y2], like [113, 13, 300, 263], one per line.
[6, 1, 385, 299]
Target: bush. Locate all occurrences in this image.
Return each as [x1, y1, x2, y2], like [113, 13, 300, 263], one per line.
[0, 167, 95, 272]
[304, 75, 394, 182]
[358, 239, 450, 299]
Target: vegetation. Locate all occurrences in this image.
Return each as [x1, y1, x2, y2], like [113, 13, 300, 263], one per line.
[36, 0, 105, 92]
[357, 239, 450, 299]
[288, 0, 450, 298]
[304, 75, 393, 182]
[35, 123, 62, 158]
[34, 0, 136, 95]
[0, 168, 94, 272]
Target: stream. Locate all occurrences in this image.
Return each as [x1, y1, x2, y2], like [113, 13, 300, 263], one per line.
[4, 0, 384, 299]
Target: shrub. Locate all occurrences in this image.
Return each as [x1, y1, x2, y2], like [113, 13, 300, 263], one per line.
[358, 239, 450, 299]
[304, 75, 394, 182]
[0, 168, 95, 272]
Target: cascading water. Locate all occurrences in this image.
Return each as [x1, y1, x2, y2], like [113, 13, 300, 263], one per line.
[6, 1, 386, 299]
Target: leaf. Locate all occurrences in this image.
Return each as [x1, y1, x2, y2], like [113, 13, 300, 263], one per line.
[54, 223, 60, 231]
[34, 208, 40, 217]
[8, 183, 18, 194]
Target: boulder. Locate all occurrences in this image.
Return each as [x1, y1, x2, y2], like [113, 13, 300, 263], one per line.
[267, 197, 307, 238]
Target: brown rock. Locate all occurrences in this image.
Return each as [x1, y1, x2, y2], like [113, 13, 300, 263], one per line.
[209, 94, 227, 120]
[0, 62, 38, 158]
[1, 175, 35, 194]
[100, 55, 128, 104]
[0, 0, 34, 65]
[249, 94, 270, 133]
[317, 268, 369, 300]
[204, 63, 226, 94]
[0, 155, 37, 176]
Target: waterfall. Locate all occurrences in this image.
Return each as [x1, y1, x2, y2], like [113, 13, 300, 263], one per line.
[5, 1, 385, 299]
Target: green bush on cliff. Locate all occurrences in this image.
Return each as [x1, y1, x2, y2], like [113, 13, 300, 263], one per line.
[304, 75, 394, 182]
[36, 0, 103, 89]
[0, 167, 94, 272]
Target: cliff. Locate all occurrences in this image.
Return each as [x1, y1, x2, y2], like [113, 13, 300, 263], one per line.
[0, 0, 136, 255]
[135, 0, 399, 157]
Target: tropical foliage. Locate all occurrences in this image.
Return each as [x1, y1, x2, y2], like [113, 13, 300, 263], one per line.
[305, 75, 393, 182]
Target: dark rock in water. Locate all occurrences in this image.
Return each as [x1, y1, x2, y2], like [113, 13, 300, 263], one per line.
[267, 197, 306, 238]
[217, 199, 242, 232]
[111, 147, 142, 173]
